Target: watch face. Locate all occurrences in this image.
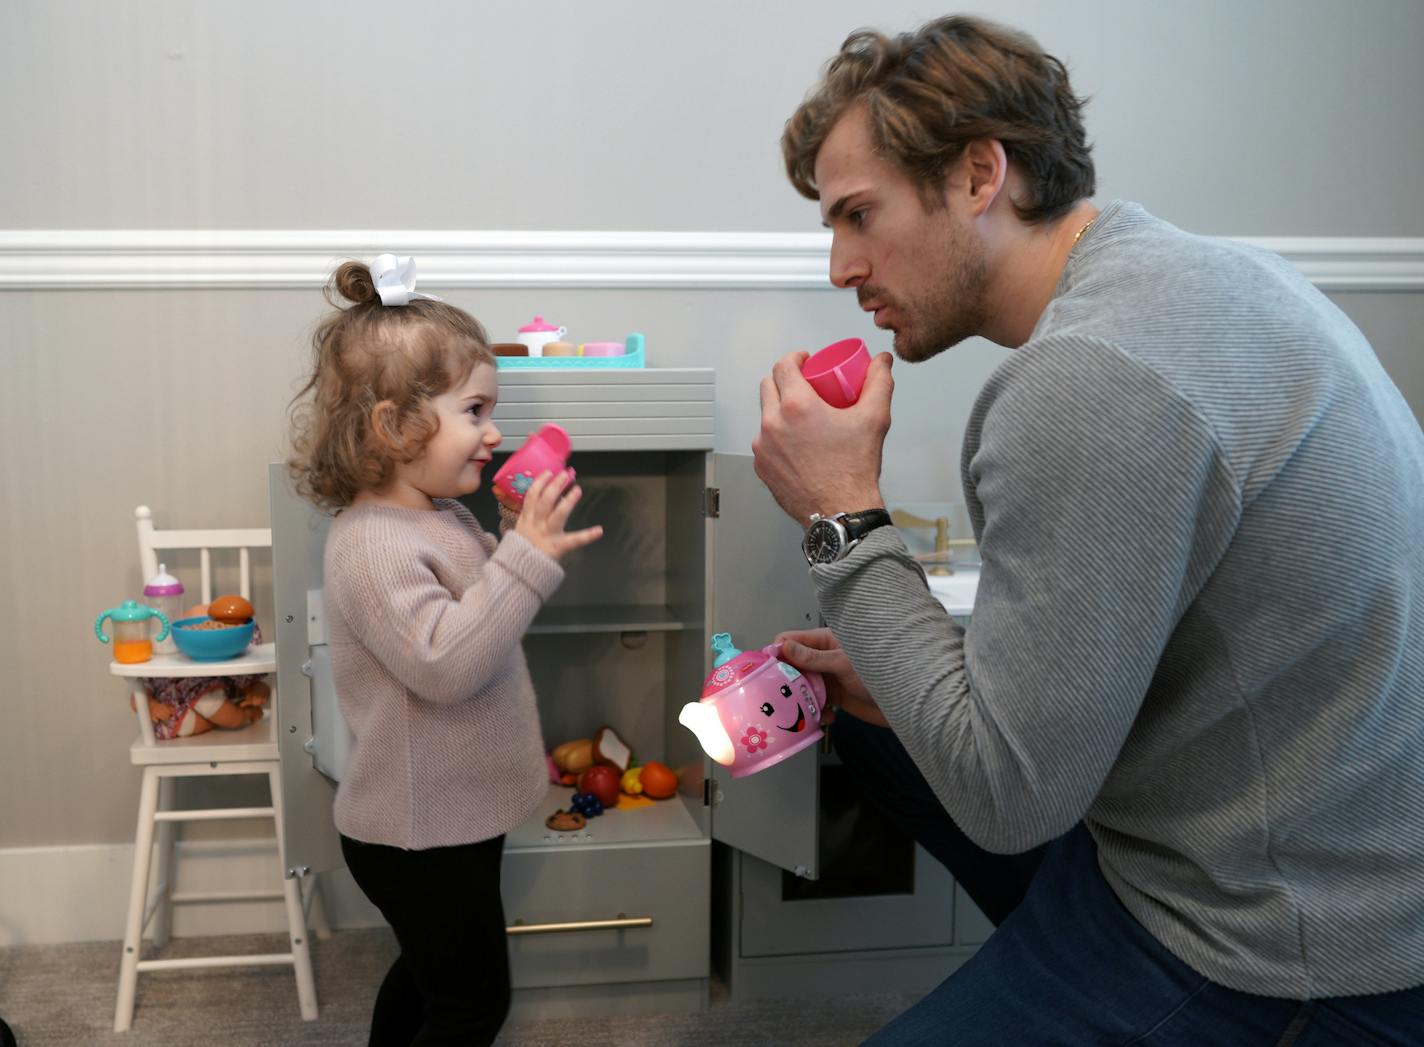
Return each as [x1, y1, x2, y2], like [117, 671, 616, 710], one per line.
[803, 518, 844, 565]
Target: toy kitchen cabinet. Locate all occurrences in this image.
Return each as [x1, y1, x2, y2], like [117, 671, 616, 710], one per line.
[269, 367, 987, 1019]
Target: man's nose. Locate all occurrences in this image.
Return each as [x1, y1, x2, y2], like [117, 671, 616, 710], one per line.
[828, 237, 867, 289]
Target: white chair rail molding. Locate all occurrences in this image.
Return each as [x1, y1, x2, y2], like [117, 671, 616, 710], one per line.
[1, 229, 1422, 291]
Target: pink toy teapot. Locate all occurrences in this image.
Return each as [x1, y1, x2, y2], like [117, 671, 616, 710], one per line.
[678, 632, 826, 778]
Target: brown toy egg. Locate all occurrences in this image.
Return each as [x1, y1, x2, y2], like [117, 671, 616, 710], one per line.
[208, 594, 254, 625]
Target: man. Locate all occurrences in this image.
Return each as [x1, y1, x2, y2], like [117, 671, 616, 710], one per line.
[753, 15, 1424, 1044]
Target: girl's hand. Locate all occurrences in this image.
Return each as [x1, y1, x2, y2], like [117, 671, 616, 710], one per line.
[514, 470, 604, 561]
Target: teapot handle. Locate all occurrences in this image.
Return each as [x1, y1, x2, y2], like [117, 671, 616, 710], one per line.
[94, 609, 114, 644]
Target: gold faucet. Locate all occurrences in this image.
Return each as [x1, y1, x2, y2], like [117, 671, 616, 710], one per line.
[890, 509, 977, 576]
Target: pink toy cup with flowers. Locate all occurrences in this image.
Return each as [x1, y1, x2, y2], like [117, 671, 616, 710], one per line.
[492, 423, 573, 507]
[801, 337, 871, 407]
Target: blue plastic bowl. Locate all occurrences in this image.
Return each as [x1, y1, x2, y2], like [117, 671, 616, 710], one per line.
[171, 617, 255, 660]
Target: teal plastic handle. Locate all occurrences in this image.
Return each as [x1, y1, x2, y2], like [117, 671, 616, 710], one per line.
[93, 606, 170, 643]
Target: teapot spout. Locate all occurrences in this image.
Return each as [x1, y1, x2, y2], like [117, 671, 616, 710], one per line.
[678, 702, 735, 767]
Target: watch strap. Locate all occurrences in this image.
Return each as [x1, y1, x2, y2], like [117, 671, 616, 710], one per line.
[840, 508, 892, 541]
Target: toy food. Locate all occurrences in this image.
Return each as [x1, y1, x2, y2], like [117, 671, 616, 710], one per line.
[639, 761, 678, 800]
[569, 791, 604, 818]
[552, 738, 594, 774]
[208, 594, 254, 625]
[620, 767, 643, 795]
[577, 765, 621, 808]
[592, 725, 633, 772]
[545, 809, 586, 832]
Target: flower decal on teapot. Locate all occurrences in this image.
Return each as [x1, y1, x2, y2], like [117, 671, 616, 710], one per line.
[741, 726, 769, 755]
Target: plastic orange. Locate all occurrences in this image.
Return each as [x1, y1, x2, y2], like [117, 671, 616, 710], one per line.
[639, 760, 678, 799]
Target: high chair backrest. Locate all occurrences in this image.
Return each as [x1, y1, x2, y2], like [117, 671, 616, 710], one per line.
[135, 505, 272, 604]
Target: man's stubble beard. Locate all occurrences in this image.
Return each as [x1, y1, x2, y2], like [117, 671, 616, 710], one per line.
[890, 220, 990, 364]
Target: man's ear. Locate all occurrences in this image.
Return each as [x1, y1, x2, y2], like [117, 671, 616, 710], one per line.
[956, 139, 1009, 218]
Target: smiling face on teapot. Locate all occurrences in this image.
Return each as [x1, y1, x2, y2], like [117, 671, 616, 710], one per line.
[734, 662, 822, 760]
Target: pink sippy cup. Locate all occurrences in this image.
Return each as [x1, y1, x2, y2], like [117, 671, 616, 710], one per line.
[492, 423, 573, 507]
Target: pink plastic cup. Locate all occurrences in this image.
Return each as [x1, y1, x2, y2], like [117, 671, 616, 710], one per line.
[801, 337, 871, 407]
[580, 341, 625, 357]
[492, 423, 572, 507]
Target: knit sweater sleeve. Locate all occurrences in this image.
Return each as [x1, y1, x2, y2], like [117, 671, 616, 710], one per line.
[328, 513, 563, 705]
[812, 337, 1242, 852]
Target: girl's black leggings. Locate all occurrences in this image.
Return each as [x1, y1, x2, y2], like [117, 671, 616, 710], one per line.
[341, 832, 510, 1047]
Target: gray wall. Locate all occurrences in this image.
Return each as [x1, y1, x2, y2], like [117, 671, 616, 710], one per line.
[2, 0, 1422, 857]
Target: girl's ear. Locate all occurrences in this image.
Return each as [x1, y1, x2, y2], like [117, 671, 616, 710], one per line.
[369, 400, 406, 453]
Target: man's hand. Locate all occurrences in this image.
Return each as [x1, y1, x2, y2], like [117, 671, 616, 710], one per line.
[752, 350, 894, 525]
[775, 627, 889, 727]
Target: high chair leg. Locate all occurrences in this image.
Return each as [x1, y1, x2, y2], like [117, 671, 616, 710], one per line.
[115, 766, 161, 1033]
[150, 777, 178, 949]
[270, 767, 319, 1021]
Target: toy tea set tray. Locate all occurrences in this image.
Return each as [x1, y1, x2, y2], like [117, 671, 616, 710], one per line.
[497, 332, 645, 370]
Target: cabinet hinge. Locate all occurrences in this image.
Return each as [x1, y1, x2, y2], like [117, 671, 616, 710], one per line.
[703, 778, 723, 806]
[702, 487, 720, 518]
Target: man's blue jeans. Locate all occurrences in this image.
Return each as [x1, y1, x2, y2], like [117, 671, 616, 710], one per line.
[831, 715, 1424, 1045]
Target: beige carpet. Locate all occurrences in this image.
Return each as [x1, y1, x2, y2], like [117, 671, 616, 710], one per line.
[0, 929, 922, 1045]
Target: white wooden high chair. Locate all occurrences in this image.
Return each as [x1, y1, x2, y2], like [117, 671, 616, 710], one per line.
[109, 506, 326, 1032]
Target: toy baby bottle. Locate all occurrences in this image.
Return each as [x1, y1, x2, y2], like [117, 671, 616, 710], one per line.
[95, 600, 170, 664]
[678, 633, 827, 778]
[143, 564, 184, 655]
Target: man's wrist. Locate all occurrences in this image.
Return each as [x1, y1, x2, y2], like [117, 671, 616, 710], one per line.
[805, 490, 885, 524]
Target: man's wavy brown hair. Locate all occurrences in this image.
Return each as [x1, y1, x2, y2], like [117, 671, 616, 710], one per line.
[782, 15, 1094, 223]
[286, 261, 493, 512]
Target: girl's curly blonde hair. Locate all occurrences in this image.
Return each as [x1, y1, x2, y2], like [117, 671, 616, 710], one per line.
[287, 261, 494, 512]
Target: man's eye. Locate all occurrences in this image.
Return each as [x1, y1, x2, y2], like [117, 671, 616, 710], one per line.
[849, 209, 868, 228]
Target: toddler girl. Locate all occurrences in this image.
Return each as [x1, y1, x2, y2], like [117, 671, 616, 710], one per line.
[287, 256, 602, 1046]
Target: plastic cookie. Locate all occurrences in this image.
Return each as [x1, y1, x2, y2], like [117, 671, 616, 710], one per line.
[545, 809, 587, 832]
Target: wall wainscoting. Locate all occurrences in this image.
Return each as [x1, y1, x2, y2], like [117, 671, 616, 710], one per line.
[2, 230, 1422, 291]
[0, 840, 380, 946]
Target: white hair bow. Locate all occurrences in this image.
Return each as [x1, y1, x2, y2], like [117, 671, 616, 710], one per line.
[370, 254, 442, 306]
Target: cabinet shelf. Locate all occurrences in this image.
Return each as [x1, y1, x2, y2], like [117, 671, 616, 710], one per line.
[506, 783, 706, 852]
[529, 604, 691, 635]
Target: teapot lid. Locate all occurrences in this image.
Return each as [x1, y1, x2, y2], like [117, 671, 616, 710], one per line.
[143, 563, 184, 597]
[518, 315, 561, 332]
[701, 632, 772, 698]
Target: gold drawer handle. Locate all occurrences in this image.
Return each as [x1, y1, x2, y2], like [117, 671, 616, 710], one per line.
[506, 913, 654, 936]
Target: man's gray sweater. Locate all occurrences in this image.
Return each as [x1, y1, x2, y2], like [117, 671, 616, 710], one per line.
[813, 201, 1424, 998]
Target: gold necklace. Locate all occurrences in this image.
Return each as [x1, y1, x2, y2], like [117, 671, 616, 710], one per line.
[1072, 217, 1096, 246]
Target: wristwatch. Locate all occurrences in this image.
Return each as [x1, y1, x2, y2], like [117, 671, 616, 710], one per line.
[802, 508, 893, 566]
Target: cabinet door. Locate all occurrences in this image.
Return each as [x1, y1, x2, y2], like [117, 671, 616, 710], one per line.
[270, 464, 345, 875]
[707, 453, 824, 877]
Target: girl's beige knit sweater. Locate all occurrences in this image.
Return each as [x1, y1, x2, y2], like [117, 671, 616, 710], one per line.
[323, 498, 562, 849]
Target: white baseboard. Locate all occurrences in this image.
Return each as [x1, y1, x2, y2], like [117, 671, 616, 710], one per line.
[0, 230, 1421, 291]
[0, 840, 382, 946]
